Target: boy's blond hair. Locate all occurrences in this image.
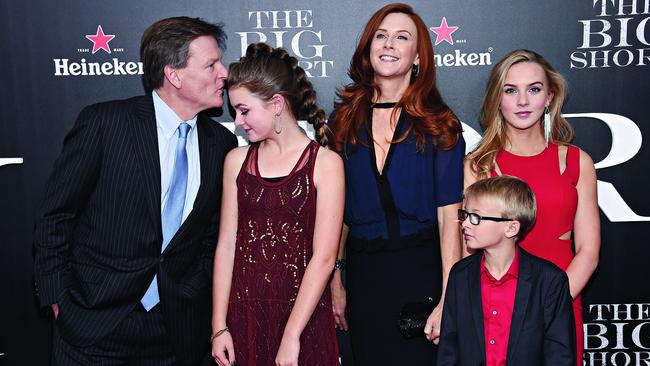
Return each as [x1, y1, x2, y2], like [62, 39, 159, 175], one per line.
[464, 176, 537, 241]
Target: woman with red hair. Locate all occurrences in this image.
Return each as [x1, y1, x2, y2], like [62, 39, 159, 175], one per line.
[328, 3, 464, 364]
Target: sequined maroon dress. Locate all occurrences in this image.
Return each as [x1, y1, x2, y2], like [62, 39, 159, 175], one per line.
[227, 141, 339, 365]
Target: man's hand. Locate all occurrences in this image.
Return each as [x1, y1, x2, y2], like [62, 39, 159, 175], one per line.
[51, 303, 59, 319]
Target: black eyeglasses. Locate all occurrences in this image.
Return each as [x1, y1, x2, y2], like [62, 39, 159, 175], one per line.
[457, 209, 513, 225]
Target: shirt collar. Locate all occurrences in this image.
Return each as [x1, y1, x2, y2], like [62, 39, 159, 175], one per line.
[481, 247, 520, 284]
[152, 90, 198, 139]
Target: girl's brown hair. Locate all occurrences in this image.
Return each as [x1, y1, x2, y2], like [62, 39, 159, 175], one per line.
[228, 42, 329, 146]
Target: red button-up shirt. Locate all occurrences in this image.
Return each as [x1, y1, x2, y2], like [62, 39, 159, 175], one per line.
[480, 249, 520, 366]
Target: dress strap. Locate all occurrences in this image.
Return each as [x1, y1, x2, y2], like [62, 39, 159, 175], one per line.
[307, 141, 321, 182]
[251, 141, 315, 187]
[563, 144, 581, 185]
[493, 160, 503, 176]
[236, 143, 259, 184]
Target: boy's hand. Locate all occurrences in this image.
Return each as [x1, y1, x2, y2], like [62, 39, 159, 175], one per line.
[424, 302, 443, 344]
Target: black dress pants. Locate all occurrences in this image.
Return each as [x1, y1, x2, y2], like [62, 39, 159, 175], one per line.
[52, 304, 196, 366]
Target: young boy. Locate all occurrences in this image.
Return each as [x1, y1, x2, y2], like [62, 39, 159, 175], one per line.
[437, 176, 575, 366]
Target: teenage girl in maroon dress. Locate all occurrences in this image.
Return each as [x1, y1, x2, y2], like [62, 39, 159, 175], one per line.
[211, 43, 343, 366]
[465, 49, 600, 366]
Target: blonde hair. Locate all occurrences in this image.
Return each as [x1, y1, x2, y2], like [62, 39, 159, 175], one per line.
[468, 49, 574, 179]
[464, 176, 537, 240]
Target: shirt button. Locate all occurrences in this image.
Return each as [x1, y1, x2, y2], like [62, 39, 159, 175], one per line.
[492, 310, 497, 316]
[490, 339, 495, 345]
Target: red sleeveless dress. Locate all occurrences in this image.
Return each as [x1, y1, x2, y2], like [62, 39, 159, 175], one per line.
[493, 142, 583, 365]
[227, 141, 339, 365]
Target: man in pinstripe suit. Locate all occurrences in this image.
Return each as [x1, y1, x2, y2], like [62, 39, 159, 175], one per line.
[34, 17, 238, 365]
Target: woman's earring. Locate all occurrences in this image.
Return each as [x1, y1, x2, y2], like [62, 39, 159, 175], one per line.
[411, 64, 419, 79]
[273, 115, 283, 134]
[543, 106, 551, 144]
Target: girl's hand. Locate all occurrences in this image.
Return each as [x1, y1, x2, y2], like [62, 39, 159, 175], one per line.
[211, 331, 236, 366]
[275, 335, 300, 366]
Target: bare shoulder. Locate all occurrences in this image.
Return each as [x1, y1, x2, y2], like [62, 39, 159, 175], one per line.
[563, 143, 593, 164]
[577, 148, 595, 167]
[224, 145, 250, 171]
[314, 146, 343, 185]
[564, 143, 595, 171]
[315, 146, 343, 168]
[570, 145, 597, 186]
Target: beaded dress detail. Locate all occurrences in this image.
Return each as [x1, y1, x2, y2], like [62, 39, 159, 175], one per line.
[227, 141, 339, 365]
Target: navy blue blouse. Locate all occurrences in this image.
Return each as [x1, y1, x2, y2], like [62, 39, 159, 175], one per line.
[342, 112, 465, 241]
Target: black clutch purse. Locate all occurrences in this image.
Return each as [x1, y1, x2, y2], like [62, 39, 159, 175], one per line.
[397, 297, 436, 339]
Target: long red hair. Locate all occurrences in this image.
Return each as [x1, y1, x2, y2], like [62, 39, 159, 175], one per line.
[330, 3, 460, 153]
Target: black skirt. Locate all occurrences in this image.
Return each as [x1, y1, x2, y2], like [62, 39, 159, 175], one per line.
[346, 228, 442, 365]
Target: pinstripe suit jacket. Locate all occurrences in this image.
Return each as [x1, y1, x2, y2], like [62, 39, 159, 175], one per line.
[34, 95, 237, 363]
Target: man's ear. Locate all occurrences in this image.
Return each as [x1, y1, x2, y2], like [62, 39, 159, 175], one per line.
[504, 220, 521, 240]
[164, 65, 182, 89]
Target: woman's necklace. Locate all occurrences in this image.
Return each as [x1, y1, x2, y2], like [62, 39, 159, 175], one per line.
[371, 102, 397, 109]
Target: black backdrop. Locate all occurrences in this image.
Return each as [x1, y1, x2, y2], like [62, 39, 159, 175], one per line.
[2, 1, 649, 365]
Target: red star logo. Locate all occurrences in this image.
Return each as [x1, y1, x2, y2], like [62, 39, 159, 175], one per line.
[85, 25, 115, 54]
[430, 17, 459, 46]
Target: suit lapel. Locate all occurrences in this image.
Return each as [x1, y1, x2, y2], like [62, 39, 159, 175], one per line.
[507, 249, 532, 364]
[193, 115, 218, 219]
[468, 255, 486, 358]
[132, 96, 163, 244]
[163, 114, 217, 253]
